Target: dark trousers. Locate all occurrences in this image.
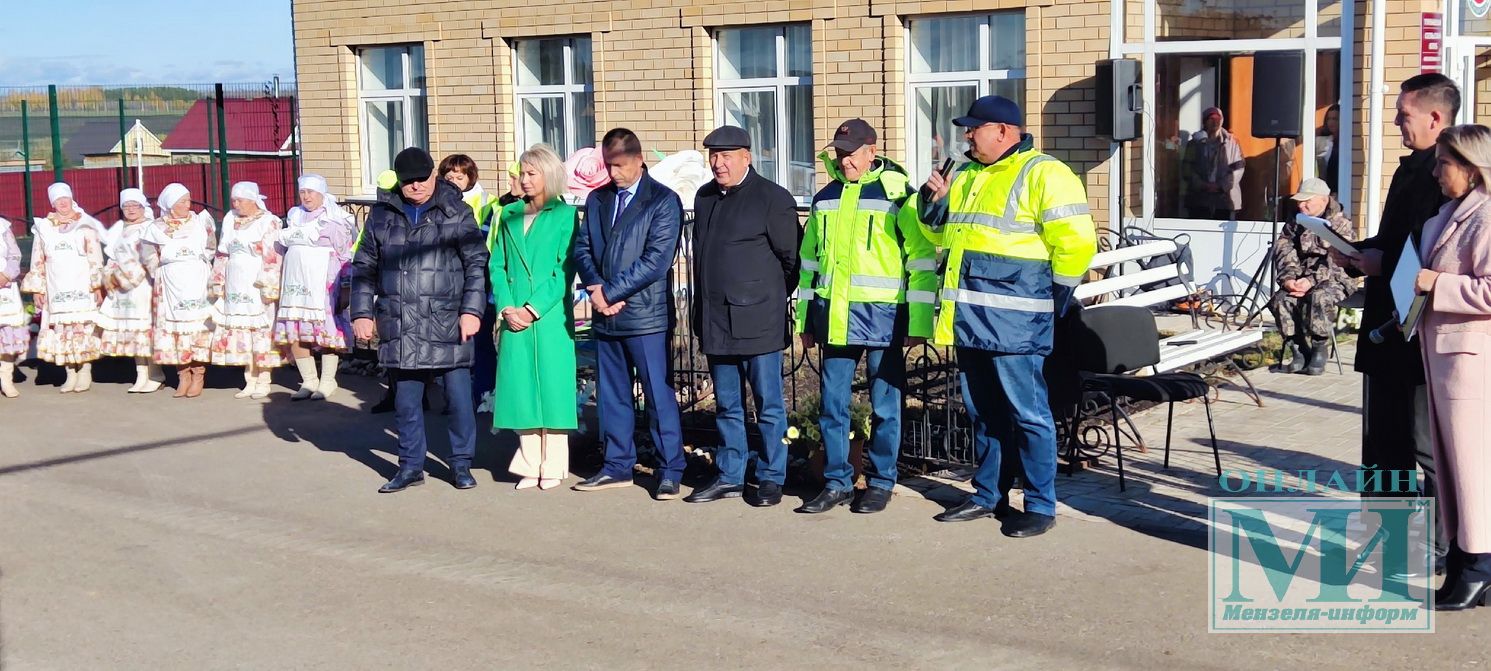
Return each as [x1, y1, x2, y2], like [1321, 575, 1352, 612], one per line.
[393, 367, 475, 473]
[820, 342, 906, 492]
[471, 302, 498, 407]
[1362, 373, 1443, 555]
[597, 332, 687, 482]
[958, 348, 1059, 516]
[708, 351, 788, 486]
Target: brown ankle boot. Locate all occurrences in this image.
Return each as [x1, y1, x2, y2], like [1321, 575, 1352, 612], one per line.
[173, 365, 191, 398]
[186, 363, 207, 398]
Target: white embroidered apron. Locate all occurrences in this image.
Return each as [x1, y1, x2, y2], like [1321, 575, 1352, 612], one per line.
[39, 222, 98, 325]
[217, 216, 273, 329]
[278, 215, 331, 322]
[0, 235, 23, 328]
[99, 223, 153, 330]
[156, 220, 212, 330]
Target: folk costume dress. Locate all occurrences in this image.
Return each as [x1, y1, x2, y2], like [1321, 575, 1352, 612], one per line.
[273, 175, 357, 400]
[209, 208, 284, 370]
[141, 207, 216, 366]
[23, 211, 106, 374]
[0, 220, 28, 398]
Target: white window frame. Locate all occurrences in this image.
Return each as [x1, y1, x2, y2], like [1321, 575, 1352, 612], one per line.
[512, 36, 594, 158]
[357, 44, 426, 194]
[904, 13, 1028, 183]
[714, 24, 813, 204]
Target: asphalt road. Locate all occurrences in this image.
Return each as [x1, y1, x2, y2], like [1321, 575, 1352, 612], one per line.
[1, 367, 1487, 669]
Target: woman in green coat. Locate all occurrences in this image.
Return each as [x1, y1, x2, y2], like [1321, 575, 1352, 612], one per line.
[491, 144, 579, 491]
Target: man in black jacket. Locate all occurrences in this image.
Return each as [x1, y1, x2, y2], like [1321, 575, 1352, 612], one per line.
[683, 125, 801, 507]
[1334, 74, 1457, 552]
[572, 129, 688, 501]
[351, 147, 491, 494]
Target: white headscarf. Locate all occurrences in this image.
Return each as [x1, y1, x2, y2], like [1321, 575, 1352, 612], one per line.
[118, 188, 154, 221]
[231, 181, 268, 210]
[295, 173, 350, 222]
[47, 182, 74, 208]
[157, 183, 190, 215]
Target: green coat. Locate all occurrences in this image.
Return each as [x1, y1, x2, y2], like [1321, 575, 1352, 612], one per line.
[490, 198, 579, 430]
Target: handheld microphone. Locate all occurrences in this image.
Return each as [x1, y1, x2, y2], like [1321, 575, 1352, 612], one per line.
[1368, 318, 1398, 345]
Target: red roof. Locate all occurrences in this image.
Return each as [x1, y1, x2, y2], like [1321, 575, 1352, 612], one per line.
[161, 98, 295, 155]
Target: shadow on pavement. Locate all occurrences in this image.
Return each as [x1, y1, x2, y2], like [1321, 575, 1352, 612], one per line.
[0, 425, 264, 477]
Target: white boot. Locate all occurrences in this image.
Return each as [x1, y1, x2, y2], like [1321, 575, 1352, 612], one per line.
[74, 363, 93, 392]
[128, 359, 149, 393]
[250, 369, 272, 399]
[0, 359, 18, 398]
[138, 361, 165, 394]
[312, 354, 340, 400]
[59, 365, 78, 393]
[235, 367, 255, 399]
[292, 356, 319, 400]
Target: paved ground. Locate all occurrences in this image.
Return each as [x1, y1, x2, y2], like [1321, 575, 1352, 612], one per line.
[1, 346, 1489, 670]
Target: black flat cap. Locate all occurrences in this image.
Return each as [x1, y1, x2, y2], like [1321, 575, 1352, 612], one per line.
[702, 125, 751, 150]
[393, 146, 435, 183]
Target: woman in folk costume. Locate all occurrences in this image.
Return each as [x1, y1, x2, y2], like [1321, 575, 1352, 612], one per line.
[0, 218, 28, 398]
[491, 144, 580, 490]
[140, 183, 216, 398]
[210, 182, 284, 399]
[99, 188, 165, 393]
[20, 183, 105, 393]
[274, 174, 357, 400]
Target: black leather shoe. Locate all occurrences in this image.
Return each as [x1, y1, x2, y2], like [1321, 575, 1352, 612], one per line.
[1435, 579, 1491, 611]
[1002, 512, 1057, 538]
[378, 471, 425, 493]
[797, 487, 854, 514]
[934, 499, 996, 523]
[750, 481, 784, 507]
[370, 396, 396, 414]
[573, 473, 634, 492]
[684, 480, 744, 503]
[452, 466, 477, 490]
[851, 487, 892, 514]
[993, 500, 1016, 520]
[655, 479, 681, 501]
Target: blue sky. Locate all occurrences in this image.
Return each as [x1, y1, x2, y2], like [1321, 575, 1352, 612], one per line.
[0, 0, 294, 86]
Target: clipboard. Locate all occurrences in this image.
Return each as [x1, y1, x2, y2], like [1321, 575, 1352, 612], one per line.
[1390, 238, 1427, 341]
[1294, 213, 1358, 255]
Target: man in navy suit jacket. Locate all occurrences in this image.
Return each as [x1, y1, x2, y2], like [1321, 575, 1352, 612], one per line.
[572, 128, 688, 501]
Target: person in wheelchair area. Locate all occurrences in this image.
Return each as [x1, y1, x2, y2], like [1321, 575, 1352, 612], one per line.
[1270, 177, 1356, 375]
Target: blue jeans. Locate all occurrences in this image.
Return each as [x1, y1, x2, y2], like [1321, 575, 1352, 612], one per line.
[597, 332, 686, 481]
[820, 343, 905, 492]
[393, 367, 476, 473]
[708, 351, 788, 486]
[956, 349, 1058, 515]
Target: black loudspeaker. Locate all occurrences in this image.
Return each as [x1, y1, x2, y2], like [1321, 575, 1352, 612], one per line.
[1096, 59, 1142, 141]
[1251, 51, 1304, 138]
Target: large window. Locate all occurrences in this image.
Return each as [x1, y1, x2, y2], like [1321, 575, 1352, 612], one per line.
[358, 44, 427, 192]
[715, 24, 814, 201]
[906, 13, 1027, 182]
[514, 36, 595, 159]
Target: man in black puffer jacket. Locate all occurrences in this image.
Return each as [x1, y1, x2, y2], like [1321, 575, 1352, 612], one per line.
[351, 147, 490, 494]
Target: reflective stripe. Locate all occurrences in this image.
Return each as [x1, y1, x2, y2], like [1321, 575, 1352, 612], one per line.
[851, 275, 904, 290]
[813, 199, 841, 212]
[905, 258, 938, 272]
[941, 287, 1054, 313]
[1002, 156, 1052, 223]
[948, 154, 1053, 234]
[800, 259, 821, 271]
[856, 200, 900, 218]
[1053, 272, 1084, 287]
[1041, 203, 1090, 221]
[906, 289, 938, 304]
[796, 288, 817, 301]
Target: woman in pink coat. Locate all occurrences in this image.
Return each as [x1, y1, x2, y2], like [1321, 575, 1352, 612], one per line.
[1416, 123, 1491, 610]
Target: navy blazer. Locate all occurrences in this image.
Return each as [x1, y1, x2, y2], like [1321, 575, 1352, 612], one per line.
[575, 171, 683, 337]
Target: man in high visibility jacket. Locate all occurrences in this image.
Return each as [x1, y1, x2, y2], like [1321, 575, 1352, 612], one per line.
[918, 95, 1097, 537]
[794, 119, 938, 515]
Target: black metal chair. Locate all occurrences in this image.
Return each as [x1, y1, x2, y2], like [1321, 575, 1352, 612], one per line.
[1326, 287, 1367, 375]
[1067, 305, 1221, 490]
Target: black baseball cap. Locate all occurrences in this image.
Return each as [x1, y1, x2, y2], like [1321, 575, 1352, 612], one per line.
[393, 147, 435, 183]
[830, 119, 877, 153]
[953, 95, 1024, 128]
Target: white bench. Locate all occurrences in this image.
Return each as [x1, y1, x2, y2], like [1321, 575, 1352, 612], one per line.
[1074, 239, 1265, 405]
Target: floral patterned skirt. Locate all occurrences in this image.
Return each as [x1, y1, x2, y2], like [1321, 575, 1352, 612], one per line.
[210, 326, 284, 368]
[37, 320, 101, 365]
[273, 318, 347, 351]
[100, 328, 153, 358]
[0, 325, 29, 357]
[153, 321, 212, 366]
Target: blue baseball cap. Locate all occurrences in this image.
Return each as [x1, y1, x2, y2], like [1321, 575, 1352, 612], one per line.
[953, 95, 1024, 128]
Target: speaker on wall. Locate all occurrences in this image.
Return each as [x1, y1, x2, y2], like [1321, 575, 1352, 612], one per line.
[1250, 51, 1304, 138]
[1096, 58, 1142, 142]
